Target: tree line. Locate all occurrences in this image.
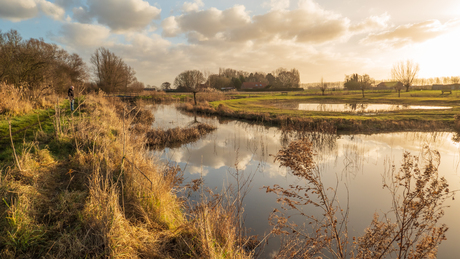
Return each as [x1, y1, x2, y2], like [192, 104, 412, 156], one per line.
[0, 30, 144, 94]
[166, 67, 301, 91]
[0, 30, 87, 94]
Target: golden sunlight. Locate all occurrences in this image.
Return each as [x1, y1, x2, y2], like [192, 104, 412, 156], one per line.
[415, 27, 460, 78]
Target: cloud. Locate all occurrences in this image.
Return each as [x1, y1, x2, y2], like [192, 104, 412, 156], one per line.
[0, 0, 64, 21]
[182, 0, 204, 13]
[54, 0, 80, 9]
[72, 0, 161, 32]
[38, 0, 65, 20]
[263, 0, 290, 11]
[54, 22, 111, 48]
[72, 6, 92, 23]
[350, 13, 390, 33]
[361, 19, 460, 48]
[162, 1, 352, 44]
[0, 0, 38, 22]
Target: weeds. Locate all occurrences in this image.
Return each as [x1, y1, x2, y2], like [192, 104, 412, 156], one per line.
[265, 139, 453, 258]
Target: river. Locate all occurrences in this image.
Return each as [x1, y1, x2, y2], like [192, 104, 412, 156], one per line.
[149, 104, 460, 258]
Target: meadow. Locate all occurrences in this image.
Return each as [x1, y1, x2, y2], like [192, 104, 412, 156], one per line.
[178, 89, 460, 133]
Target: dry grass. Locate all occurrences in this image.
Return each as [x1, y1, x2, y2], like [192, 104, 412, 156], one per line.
[146, 123, 217, 148]
[0, 90, 253, 258]
[0, 83, 57, 117]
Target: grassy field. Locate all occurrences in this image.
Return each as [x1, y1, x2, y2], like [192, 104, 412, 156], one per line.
[176, 89, 460, 133]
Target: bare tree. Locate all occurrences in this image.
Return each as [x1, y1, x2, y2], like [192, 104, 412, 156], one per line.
[274, 68, 301, 88]
[0, 29, 88, 94]
[161, 82, 171, 90]
[319, 77, 327, 96]
[91, 47, 136, 93]
[391, 60, 420, 92]
[174, 70, 205, 105]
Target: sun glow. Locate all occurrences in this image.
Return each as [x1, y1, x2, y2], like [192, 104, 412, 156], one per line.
[414, 27, 460, 79]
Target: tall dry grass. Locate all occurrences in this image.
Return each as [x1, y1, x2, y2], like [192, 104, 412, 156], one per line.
[1, 90, 253, 258]
[0, 83, 56, 116]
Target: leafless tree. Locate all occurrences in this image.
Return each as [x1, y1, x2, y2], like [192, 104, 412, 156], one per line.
[319, 77, 327, 96]
[91, 47, 136, 93]
[274, 68, 300, 88]
[161, 82, 171, 90]
[174, 70, 205, 104]
[0, 29, 88, 94]
[391, 60, 420, 92]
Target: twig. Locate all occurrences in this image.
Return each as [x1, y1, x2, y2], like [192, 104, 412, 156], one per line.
[9, 121, 22, 171]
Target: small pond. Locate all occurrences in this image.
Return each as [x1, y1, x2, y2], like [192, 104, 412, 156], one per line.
[149, 104, 460, 258]
[276, 103, 452, 113]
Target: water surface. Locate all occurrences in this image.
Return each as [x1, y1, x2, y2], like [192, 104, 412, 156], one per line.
[150, 105, 460, 258]
[277, 103, 452, 113]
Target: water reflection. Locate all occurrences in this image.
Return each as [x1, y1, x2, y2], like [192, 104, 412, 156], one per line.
[290, 103, 452, 113]
[150, 104, 460, 258]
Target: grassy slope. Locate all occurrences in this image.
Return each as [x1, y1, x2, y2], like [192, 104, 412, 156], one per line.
[0, 94, 251, 259]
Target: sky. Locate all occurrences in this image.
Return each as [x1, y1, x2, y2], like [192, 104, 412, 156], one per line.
[0, 0, 459, 86]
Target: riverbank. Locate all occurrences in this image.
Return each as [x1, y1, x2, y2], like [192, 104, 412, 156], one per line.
[178, 90, 459, 133]
[0, 89, 252, 258]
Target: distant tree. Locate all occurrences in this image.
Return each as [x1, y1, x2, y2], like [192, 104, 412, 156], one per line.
[91, 47, 136, 93]
[275, 68, 300, 88]
[319, 77, 327, 96]
[450, 76, 460, 84]
[344, 73, 373, 98]
[266, 73, 276, 86]
[129, 80, 144, 93]
[231, 77, 242, 89]
[202, 69, 212, 88]
[0, 29, 88, 94]
[174, 70, 205, 105]
[161, 82, 171, 90]
[391, 60, 420, 92]
[395, 81, 404, 97]
[209, 74, 232, 89]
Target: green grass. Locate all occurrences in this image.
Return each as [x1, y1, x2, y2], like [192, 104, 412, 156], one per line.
[209, 90, 460, 124]
[0, 99, 82, 164]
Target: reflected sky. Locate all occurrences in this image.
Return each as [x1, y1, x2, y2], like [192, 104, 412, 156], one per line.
[150, 104, 460, 258]
[291, 103, 453, 113]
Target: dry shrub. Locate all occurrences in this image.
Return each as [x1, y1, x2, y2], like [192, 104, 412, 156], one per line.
[266, 140, 453, 259]
[146, 123, 217, 148]
[196, 90, 229, 102]
[0, 84, 33, 116]
[0, 83, 57, 116]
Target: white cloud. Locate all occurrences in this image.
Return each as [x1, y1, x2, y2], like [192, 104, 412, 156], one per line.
[0, 0, 42, 21]
[263, 0, 290, 11]
[350, 13, 390, 33]
[182, 0, 204, 13]
[54, 22, 111, 48]
[361, 19, 460, 48]
[72, 0, 161, 32]
[38, 0, 65, 20]
[0, 0, 65, 21]
[162, 2, 350, 44]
